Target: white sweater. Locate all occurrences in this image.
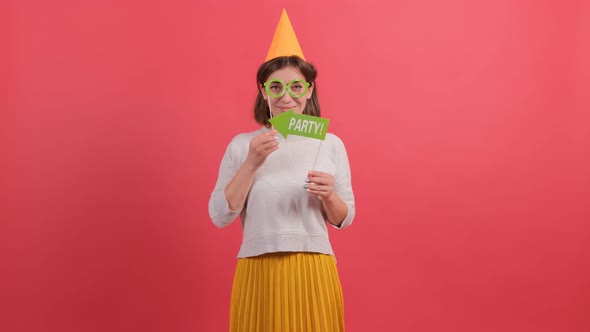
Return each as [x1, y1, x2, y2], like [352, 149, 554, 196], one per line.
[209, 127, 355, 258]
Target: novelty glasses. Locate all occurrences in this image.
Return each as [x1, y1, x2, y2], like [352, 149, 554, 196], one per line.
[263, 78, 310, 98]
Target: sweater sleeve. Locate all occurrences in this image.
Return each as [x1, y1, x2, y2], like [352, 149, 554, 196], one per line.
[208, 138, 244, 228]
[330, 136, 356, 229]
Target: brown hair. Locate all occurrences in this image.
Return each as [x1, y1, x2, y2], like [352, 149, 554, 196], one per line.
[254, 55, 321, 127]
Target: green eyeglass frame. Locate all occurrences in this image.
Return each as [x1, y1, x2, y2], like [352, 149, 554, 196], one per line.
[263, 78, 310, 98]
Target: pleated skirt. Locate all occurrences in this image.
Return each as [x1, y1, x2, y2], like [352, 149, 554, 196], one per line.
[229, 252, 345, 332]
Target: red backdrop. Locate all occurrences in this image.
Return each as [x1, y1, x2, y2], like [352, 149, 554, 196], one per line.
[2, 1, 589, 331]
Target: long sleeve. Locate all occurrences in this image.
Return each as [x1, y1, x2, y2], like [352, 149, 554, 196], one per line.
[330, 136, 356, 229]
[208, 138, 244, 228]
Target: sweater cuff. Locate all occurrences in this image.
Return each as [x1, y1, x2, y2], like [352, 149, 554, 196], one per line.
[209, 191, 242, 228]
[330, 201, 355, 229]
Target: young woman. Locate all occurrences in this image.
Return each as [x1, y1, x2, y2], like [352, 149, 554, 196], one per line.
[209, 55, 356, 331]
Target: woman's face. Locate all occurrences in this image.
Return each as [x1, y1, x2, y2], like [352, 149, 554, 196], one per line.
[261, 66, 313, 117]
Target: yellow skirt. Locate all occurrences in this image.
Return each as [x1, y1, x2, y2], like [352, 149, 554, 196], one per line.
[230, 252, 345, 332]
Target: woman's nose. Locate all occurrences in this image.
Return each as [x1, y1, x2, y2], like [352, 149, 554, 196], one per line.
[279, 92, 293, 102]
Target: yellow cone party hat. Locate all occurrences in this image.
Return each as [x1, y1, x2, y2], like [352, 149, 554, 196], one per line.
[265, 9, 305, 61]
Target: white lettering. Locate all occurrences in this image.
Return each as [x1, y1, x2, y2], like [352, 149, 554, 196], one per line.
[294, 119, 302, 131]
[312, 121, 320, 134]
[301, 120, 309, 133]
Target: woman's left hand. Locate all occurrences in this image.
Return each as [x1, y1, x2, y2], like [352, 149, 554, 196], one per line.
[305, 171, 335, 202]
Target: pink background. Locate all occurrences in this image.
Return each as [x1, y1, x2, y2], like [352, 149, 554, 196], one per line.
[2, 0, 589, 331]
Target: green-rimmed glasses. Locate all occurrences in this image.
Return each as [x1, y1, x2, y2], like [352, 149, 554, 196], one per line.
[263, 78, 310, 98]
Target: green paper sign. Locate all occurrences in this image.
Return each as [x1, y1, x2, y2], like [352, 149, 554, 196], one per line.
[269, 110, 330, 140]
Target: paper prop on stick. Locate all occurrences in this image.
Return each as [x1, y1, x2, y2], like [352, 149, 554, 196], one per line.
[269, 110, 330, 140]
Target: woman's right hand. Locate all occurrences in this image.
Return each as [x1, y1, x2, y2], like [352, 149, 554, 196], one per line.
[245, 129, 279, 169]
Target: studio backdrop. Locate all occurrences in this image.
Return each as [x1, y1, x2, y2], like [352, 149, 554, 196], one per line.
[2, 1, 589, 331]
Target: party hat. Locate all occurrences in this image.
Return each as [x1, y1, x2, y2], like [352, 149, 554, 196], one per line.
[265, 9, 305, 61]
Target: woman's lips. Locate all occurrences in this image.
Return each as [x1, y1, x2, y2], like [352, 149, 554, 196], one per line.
[277, 106, 296, 112]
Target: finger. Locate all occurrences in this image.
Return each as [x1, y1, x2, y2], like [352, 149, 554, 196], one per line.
[255, 136, 276, 147]
[309, 177, 327, 186]
[307, 171, 332, 181]
[260, 139, 279, 151]
[264, 132, 280, 145]
[308, 176, 332, 187]
[307, 187, 333, 200]
[264, 130, 278, 140]
[308, 170, 329, 177]
[307, 182, 332, 193]
[253, 131, 277, 144]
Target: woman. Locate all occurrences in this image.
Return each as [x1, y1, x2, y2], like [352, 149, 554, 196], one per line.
[209, 55, 355, 331]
